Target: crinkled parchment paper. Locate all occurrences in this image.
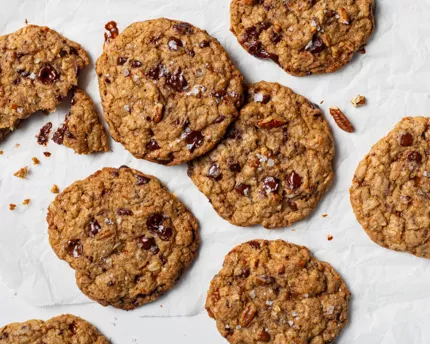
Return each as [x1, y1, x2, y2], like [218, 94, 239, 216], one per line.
[1, 0, 430, 340]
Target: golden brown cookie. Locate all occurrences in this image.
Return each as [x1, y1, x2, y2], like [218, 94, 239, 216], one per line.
[230, 0, 375, 76]
[96, 18, 245, 165]
[0, 25, 89, 141]
[350, 117, 430, 259]
[206, 240, 350, 344]
[188, 81, 334, 229]
[47, 166, 199, 310]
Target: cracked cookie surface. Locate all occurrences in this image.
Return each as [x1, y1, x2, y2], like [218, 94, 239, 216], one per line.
[230, 0, 375, 76]
[206, 240, 350, 344]
[54, 88, 109, 154]
[0, 25, 89, 141]
[47, 166, 199, 310]
[96, 18, 244, 165]
[350, 117, 430, 259]
[188, 82, 334, 229]
[0, 314, 109, 344]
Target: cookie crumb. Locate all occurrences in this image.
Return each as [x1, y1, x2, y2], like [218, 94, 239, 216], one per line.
[351, 95, 366, 107]
[322, 214, 328, 218]
[327, 235, 333, 241]
[43, 151, 52, 157]
[9, 204, 16, 211]
[32, 157, 40, 165]
[14, 166, 29, 179]
[22, 199, 30, 205]
[320, 100, 324, 104]
[0, 150, 3, 155]
[51, 184, 60, 193]
[15, 143, 20, 148]
[25, 19, 28, 25]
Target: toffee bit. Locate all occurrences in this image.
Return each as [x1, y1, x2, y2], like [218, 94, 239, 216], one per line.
[51, 184, 60, 194]
[14, 166, 28, 179]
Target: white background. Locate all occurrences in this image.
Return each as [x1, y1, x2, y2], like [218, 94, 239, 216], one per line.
[1, 0, 430, 343]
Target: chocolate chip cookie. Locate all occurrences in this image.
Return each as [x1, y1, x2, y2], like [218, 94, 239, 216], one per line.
[206, 240, 350, 344]
[96, 18, 244, 165]
[47, 166, 199, 310]
[350, 117, 430, 259]
[0, 314, 110, 343]
[230, 0, 375, 76]
[0, 25, 90, 141]
[188, 82, 334, 229]
[53, 88, 109, 154]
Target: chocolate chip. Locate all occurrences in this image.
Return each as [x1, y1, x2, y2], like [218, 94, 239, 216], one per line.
[248, 241, 261, 249]
[287, 171, 302, 190]
[104, 21, 119, 42]
[406, 151, 422, 163]
[287, 199, 298, 211]
[156, 153, 174, 165]
[117, 208, 133, 216]
[211, 90, 227, 100]
[185, 130, 204, 152]
[257, 329, 271, 342]
[38, 64, 59, 84]
[147, 64, 165, 80]
[207, 163, 222, 181]
[37, 122, 52, 146]
[271, 31, 282, 44]
[147, 213, 164, 233]
[136, 175, 150, 185]
[69, 322, 77, 335]
[239, 268, 250, 278]
[67, 239, 83, 258]
[305, 35, 326, 54]
[130, 60, 142, 68]
[213, 116, 226, 124]
[69, 47, 78, 55]
[173, 22, 193, 35]
[166, 68, 188, 92]
[235, 183, 251, 196]
[138, 236, 158, 253]
[187, 49, 195, 57]
[400, 133, 413, 147]
[200, 40, 210, 48]
[146, 139, 160, 151]
[159, 227, 173, 241]
[263, 176, 279, 194]
[52, 123, 70, 145]
[117, 57, 128, 65]
[228, 160, 241, 172]
[254, 92, 270, 104]
[88, 218, 102, 237]
[168, 37, 183, 51]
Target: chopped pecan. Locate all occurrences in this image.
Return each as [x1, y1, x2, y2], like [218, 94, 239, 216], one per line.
[239, 303, 257, 327]
[351, 95, 366, 107]
[338, 8, 350, 25]
[257, 116, 286, 129]
[153, 103, 164, 123]
[329, 107, 354, 133]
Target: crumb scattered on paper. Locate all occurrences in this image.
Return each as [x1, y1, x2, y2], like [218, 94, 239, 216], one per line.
[351, 95, 366, 107]
[32, 157, 40, 165]
[328, 235, 333, 241]
[14, 166, 28, 179]
[322, 214, 328, 218]
[51, 184, 59, 194]
[9, 204, 16, 211]
[43, 152, 51, 157]
[22, 199, 30, 205]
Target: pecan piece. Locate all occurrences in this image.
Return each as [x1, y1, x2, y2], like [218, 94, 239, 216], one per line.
[338, 8, 350, 25]
[257, 116, 286, 129]
[329, 107, 354, 133]
[239, 303, 257, 327]
[351, 95, 366, 107]
[153, 103, 164, 123]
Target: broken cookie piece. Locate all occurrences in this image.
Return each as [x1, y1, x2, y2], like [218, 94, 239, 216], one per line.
[0, 25, 89, 141]
[53, 88, 109, 154]
[14, 166, 28, 179]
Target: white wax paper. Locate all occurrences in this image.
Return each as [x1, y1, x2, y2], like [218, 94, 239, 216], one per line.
[1, 0, 430, 340]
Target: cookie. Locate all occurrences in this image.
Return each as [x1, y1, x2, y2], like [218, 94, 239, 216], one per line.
[230, 0, 375, 76]
[0, 314, 109, 344]
[47, 166, 199, 310]
[53, 88, 110, 154]
[206, 240, 350, 344]
[350, 117, 430, 259]
[188, 82, 334, 229]
[0, 25, 90, 141]
[96, 18, 245, 165]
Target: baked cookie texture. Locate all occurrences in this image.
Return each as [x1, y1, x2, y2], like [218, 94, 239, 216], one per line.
[54, 88, 109, 154]
[96, 18, 245, 165]
[0, 314, 109, 343]
[230, 0, 375, 76]
[0, 25, 90, 141]
[188, 82, 334, 229]
[350, 117, 430, 259]
[47, 166, 199, 310]
[206, 240, 350, 344]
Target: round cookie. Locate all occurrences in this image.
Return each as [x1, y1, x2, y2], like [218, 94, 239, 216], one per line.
[350, 117, 430, 259]
[206, 240, 350, 344]
[188, 81, 334, 229]
[0, 314, 109, 343]
[96, 18, 245, 165]
[47, 166, 199, 310]
[230, 0, 375, 76]
[0, 25, 90, 140]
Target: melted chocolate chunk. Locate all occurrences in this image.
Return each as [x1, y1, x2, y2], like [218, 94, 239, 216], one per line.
[406, 151, 422, 163]
[246, 41, 279, 63]
[38, 65, 59, 84]
[37, 122, 52, 146]
[235, 183, 251, 196]
[117, 57, 128, 65]
[147, 213, 166, 235]
[148, 64, 165, 79]
[69, 322, 77, 335]
[88, 218, 102, 237]
[200, 40, 210, 48]
[104, 21, 119, 42]
[146, 139, 160, 151]
[67, 239, 83, 258]
[130, 60, 142, 68]
[214, 115, 226, 124]
[117, 208, 133, 216]
[156, 153, 174, 165]
[136, 175, 150, 185]
[305, 35, 326, 54]
[271, 31, 282, 44]
[52, 123, 72, 145]
[173, 22, 194, 35]
[286, 171, 302, 190]
[263, 176, 280, 194]
[207, 163, 222, 181]
[159, 227, 173, 241]
[168, 37, 183, 51]
[248, 241, 261, 249]
[138, 236, 158, 253]
[228, 160, 241, 172]
[400, 133, 413, 147]
[185, 130, 204, 152]
[166, 68, 188, 92]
